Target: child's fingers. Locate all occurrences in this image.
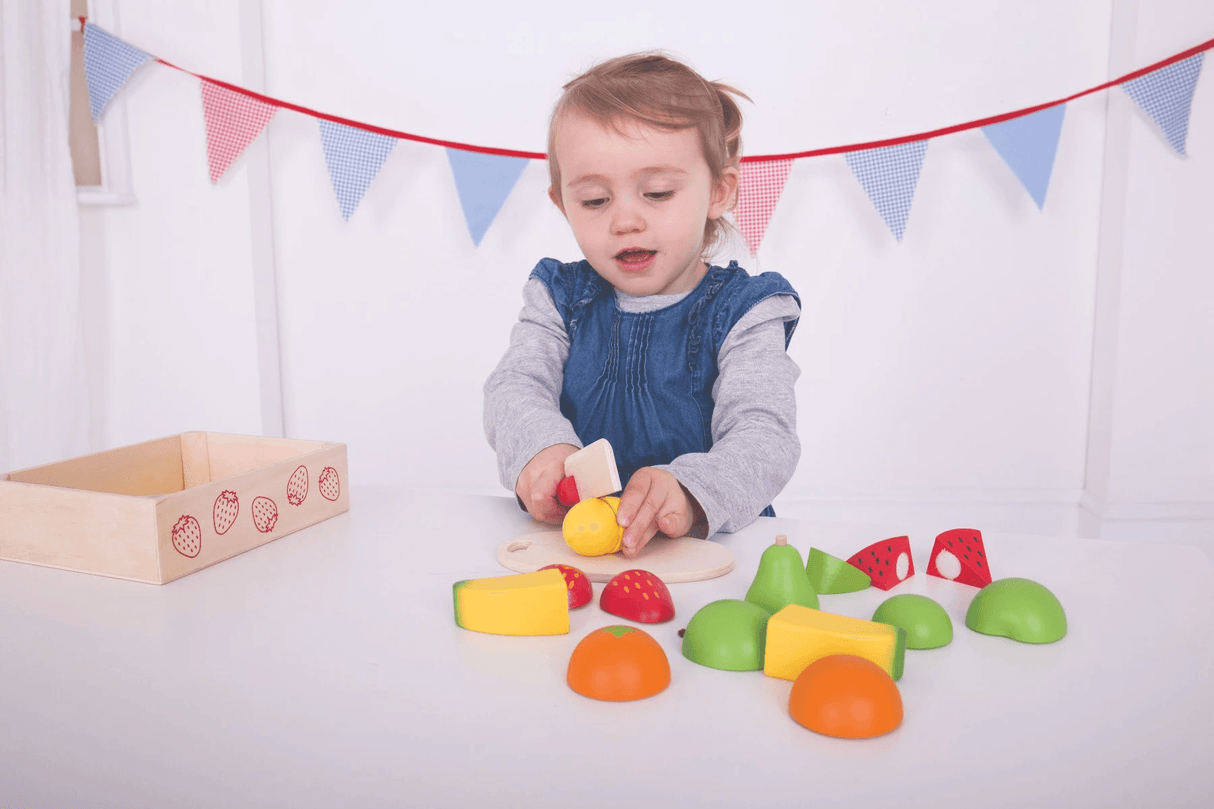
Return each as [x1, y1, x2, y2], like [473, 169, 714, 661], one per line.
[620, 473, 668, 554]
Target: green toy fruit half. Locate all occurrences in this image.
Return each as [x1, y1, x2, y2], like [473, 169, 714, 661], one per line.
[681, 599, 772, 671]
[872, 594, 953, 650]
[965, 577, 1067, 644]
[806, 548, 871, 594]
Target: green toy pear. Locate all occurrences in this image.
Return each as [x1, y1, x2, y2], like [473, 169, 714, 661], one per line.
[745, 535, 820, 614]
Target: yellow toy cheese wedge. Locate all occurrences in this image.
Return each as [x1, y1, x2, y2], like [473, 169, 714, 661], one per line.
[764, 604, 906, 682]
[453, 568, 569, 636]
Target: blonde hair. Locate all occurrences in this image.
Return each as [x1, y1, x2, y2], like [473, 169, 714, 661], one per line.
[547, 52, 750, 257]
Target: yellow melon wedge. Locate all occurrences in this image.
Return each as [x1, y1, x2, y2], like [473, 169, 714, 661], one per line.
[764, 604, 906, 681]
[453, 568, 569, 636]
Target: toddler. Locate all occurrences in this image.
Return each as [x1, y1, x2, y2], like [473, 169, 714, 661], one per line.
[484, 52, 801, 557]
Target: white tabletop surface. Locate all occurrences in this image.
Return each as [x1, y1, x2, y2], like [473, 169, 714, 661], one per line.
[2, 486, 1212, 809]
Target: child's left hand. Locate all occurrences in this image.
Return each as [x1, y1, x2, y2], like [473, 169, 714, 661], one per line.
[615, 468, 700, 558]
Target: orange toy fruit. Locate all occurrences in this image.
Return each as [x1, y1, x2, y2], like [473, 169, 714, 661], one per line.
[566, 625, 671, 702]
[788, 654, 903, 739]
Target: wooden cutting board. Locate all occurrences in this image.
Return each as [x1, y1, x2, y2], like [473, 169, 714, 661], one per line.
[496, 531, 734, 583]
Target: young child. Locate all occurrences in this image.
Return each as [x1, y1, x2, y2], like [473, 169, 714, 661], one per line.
[484, 52, 801, 558]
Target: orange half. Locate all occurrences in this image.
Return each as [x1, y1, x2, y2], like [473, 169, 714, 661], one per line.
[567, 625, 671, 701]
[788, 654, 903, 738]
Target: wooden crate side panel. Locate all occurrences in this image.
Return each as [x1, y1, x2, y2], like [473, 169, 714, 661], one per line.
[156, 445, 350, 583]
[179, 432, 212, 489]
[0, 482, 160, 583]
[205, 433, 332, 480]
[4, 435, 184, 497]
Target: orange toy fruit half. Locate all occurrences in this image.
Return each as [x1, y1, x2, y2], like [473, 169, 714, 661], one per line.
[567, 625, 671, 702]
[788, 654, 903, 738]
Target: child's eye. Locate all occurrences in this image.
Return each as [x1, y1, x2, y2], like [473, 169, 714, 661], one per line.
[580, 197, 609, 209]
[645, 191, 674, 201]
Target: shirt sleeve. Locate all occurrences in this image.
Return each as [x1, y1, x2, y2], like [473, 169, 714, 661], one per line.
[656, 294, 802, 537]
[483, 278, 583, 493]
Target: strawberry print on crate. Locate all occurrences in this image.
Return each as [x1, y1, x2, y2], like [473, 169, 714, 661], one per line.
[318, 466, 340, 501]
[172, 515, 202, 558]
[252, 496, 279, 533]
[213, 490, 239, 535]
[287, 465, 309, 506]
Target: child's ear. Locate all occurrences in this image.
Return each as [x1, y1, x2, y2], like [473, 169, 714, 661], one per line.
[709, 166, 740, 219]
[548, 186, 567, 216]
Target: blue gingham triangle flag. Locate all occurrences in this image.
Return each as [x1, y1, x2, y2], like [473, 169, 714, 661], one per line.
[318, 120, 398, 220]
[1121, 53, 1204, 155]
[845, 141, 929, 241]
[446, 149, 529, 246]
[82, 22, 152, 122]
[981, 104, 1067, 209]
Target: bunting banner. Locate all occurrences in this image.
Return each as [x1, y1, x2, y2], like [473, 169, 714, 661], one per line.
[446, 149, 530, 246]
[81, 22, 151, 121]
[1121, 52, 1204, 155]
[80, 20, 1211, 246]
[319, 120, 398, 220]
[981, 105, 1067, 209]
[845, 142, 929, 241]
[735, 159, 793, 253]
[200, 80, 278, 183]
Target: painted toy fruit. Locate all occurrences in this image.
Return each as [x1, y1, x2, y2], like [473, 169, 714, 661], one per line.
[171, 515, 202, 558]
[599, 569, 675, 623]
[806, 547, 871, 594]
[251, 496, 278, 533]
[788, 654, 903, 739]
[746, 535, 819, 614]
[872, 594, 953, 650]
[212, 490, 239, 535]
[287, 465, 309, 506]
[847, 536, 914, 591]
[965, 577, 1067, 644]
[927, 528, 991, 588]
[566, 625, 671, 701]
[556, 475, 580, 507]
[318, 466, 340, 501]
[680, 599, 771, 671]
[539, 563, 593, 609]
[562, 496, 623, 556]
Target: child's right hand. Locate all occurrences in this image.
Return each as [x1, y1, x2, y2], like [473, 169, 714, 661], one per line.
[515, 443, 580, 524]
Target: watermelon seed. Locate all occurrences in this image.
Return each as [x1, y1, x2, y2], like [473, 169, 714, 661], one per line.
[977, 560, 984, 568]
[678, 629, 685, 638]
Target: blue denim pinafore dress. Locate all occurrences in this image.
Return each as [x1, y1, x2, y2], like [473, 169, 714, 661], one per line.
[531, 258, 799, 516]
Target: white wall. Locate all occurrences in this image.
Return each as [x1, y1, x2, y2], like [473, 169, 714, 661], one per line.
[76, 0, 1213, 553]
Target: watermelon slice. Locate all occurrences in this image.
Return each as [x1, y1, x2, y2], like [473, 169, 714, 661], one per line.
[847, 536, 914, 591]
[926, 529, 991, 588]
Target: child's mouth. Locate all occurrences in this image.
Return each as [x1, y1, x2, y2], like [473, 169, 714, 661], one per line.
[615, 249, 656, 271]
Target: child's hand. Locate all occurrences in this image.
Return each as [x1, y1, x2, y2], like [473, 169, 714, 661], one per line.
[615, 468, 699, 558]
[515, 443, 580, 524]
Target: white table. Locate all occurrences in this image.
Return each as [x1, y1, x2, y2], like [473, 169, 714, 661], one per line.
[2, 487, 1212, 808]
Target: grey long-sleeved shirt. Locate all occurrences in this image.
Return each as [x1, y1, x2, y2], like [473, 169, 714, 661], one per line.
[484, 277, 801, 538]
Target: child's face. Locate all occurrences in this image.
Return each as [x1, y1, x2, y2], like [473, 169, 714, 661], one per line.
[549, 110, 737, 297]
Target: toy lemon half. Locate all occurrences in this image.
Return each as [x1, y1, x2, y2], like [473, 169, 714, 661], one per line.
[563, 496, 623, 556]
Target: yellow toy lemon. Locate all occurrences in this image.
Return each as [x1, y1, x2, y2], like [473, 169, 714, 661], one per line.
[563, 496, 624, 556]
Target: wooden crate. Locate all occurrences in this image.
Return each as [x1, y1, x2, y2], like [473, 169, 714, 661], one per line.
[0, 432, 349, 584]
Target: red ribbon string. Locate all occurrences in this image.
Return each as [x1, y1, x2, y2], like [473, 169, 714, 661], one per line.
[125, 33, 1211, 162]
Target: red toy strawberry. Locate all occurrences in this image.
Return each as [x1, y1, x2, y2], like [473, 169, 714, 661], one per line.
[539, 563, 593, 609]
[556, 475, 580, 507]
[600, 569, 675, 623]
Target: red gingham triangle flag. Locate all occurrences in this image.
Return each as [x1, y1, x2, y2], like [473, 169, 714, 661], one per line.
[200, 80, 278, 183]
[735, 158, 793, 254]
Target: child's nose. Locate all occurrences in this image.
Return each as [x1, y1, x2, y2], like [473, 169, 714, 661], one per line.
[611, 199, 645, 234]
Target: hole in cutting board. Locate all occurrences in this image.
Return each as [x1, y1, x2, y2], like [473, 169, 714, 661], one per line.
[506, 540, 533, 552]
